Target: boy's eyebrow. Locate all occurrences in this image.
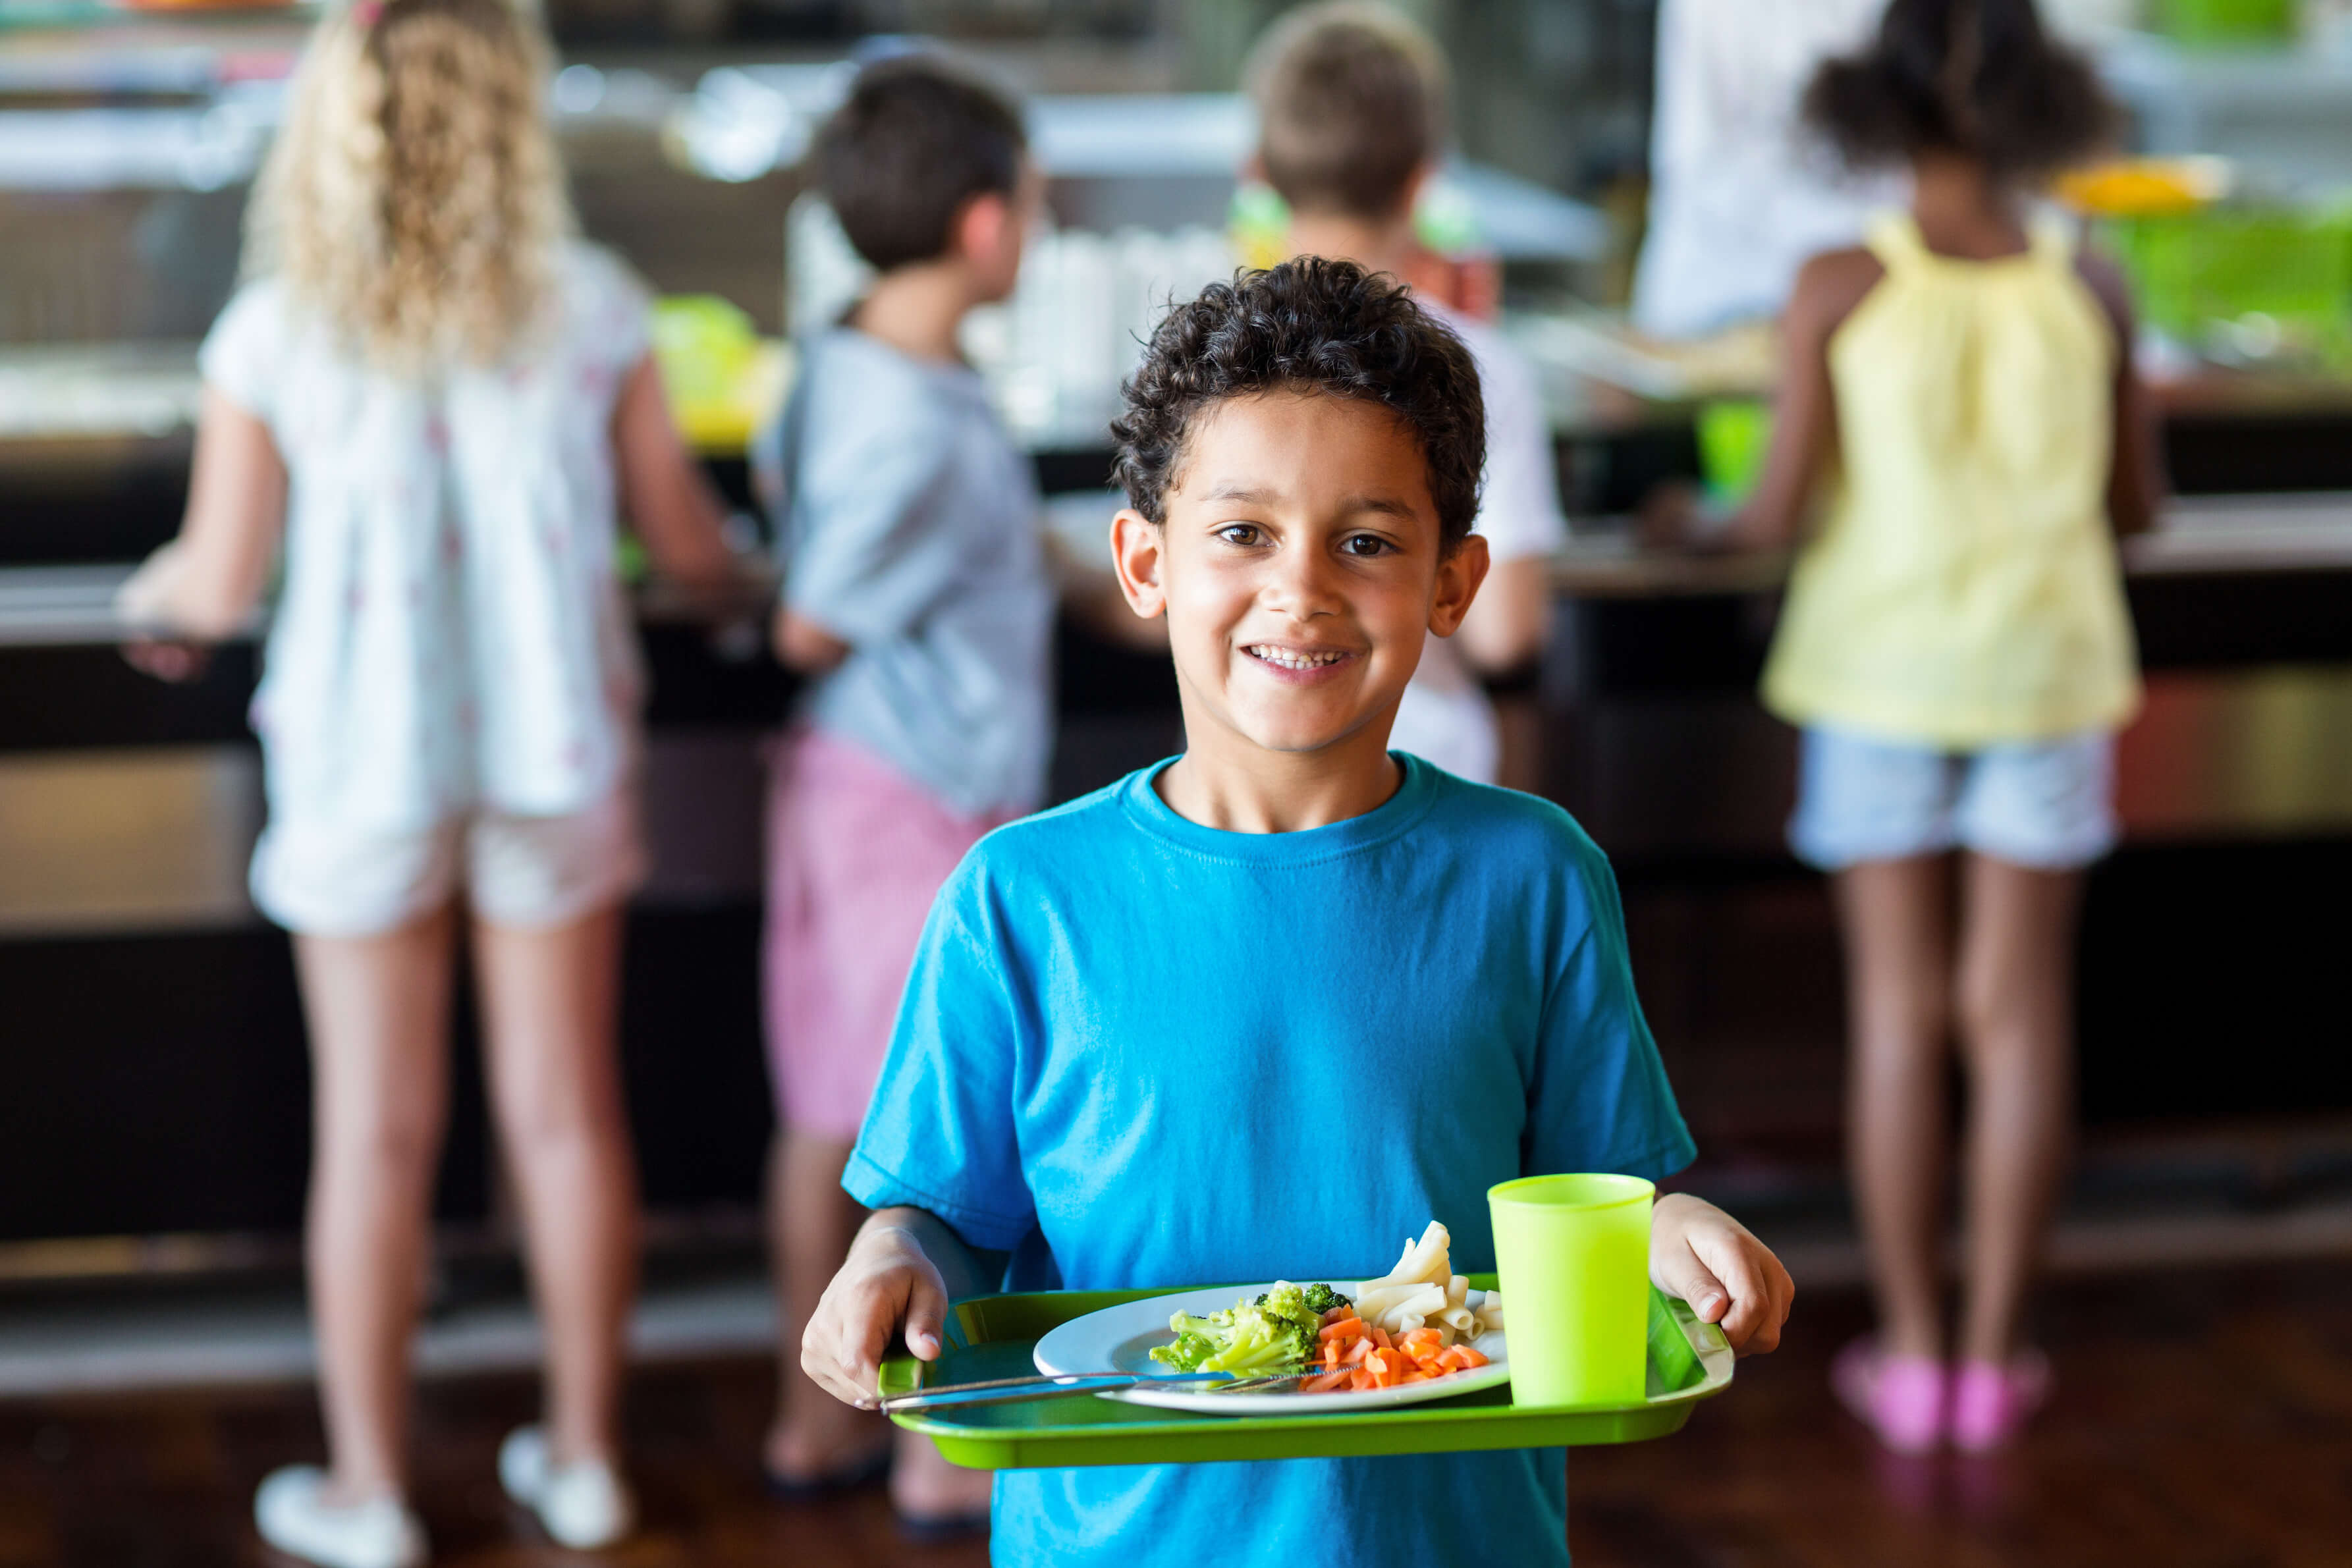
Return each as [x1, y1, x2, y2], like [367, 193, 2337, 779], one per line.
[1193, 480, 1422, 522]
[1340, 492, 1420, 522]
[1197, 480, 1280, 505]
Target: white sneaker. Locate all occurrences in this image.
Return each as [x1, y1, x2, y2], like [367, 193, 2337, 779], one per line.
[497, 1426, 636, 1550]
[253, 1466, 426, 1568]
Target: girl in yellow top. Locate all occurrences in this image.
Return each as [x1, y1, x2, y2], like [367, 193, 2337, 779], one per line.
[1728, 0, 2162, 1455]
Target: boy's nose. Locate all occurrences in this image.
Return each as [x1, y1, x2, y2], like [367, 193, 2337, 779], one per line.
[1259, 547, 1345, 618]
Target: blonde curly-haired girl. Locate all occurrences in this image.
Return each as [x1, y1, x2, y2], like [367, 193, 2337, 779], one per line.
[118, 3, 735, 1563]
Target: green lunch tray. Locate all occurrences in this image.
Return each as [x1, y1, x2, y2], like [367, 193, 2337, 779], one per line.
[879, 1276, 1734, 1470]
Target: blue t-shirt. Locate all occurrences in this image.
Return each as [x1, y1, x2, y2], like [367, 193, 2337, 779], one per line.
[848, 754, 1697, 1568]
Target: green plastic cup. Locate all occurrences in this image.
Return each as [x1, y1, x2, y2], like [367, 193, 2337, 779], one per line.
[1489, 1174, 1655, 1407]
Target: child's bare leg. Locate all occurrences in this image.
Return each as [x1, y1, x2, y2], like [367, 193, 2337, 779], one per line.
[1834, 856, 1954, 1362]
[1953, 855, 2081, 1366]
[294, 907, 457, 1501]
[765, 1129, 889, 1478]
[475, 905, 639, 1467]
[891, 1422, 995, 1521]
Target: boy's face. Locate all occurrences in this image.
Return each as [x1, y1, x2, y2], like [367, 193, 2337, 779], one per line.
[1112, 390, 1487, 761]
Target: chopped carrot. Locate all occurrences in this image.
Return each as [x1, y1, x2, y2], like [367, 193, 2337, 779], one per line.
[1305, 1300, 1494, 1393]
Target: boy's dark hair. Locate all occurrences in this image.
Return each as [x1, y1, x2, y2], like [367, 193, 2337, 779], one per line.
[1245, 3, 1447, 220]
[1112, 257, 1485, 549]
[815, 56, 1026, 272]
[1805, 0, 2112, 180]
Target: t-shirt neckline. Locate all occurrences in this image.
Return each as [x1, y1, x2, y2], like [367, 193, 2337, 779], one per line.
[1120, 751, 1440, 865]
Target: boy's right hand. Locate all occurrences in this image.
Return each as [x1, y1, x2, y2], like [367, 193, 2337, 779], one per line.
[800, 1220, 952, 1409]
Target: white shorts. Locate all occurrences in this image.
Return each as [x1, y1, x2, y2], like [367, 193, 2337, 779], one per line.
[1789, 726, 2119, 873]
[251, 788, 647, 938]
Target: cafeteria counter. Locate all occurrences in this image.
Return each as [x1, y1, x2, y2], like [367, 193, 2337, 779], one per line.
[1, 466, 2348, 1251]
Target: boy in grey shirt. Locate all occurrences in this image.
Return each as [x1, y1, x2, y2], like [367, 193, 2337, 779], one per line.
[750, 57, 1049, 1538]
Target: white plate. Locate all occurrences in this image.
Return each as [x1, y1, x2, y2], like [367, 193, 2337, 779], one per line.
[1033, 1283, 1509, 1417]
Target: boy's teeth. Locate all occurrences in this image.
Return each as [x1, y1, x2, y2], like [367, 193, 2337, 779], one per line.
[1251, 645, 1344, 670]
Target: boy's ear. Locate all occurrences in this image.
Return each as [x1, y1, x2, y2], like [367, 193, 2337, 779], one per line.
[1427, 532, 1490, 639]
[1406, 157, 1438, 213]
[1110, 508, 1168, 621]
[953, 190, 1015, 266]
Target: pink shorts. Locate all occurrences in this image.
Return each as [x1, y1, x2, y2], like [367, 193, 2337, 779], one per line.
[763, 729, 1018, 1141]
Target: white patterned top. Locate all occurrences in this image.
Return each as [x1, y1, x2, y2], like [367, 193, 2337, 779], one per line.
[201, 243, 651, 833]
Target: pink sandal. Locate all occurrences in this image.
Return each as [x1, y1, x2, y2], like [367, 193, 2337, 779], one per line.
[1947, 1350, 2050, 1452]
[1832, 1338, 1945, 1454]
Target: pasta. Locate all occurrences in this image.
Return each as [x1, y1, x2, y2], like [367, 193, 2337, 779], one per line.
[1351, 1220, 1504, 1349]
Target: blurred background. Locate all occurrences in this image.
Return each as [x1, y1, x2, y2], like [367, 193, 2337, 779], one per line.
[1, 0, 2348, 1562]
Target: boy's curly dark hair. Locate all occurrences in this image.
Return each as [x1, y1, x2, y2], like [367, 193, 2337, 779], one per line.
[1805, 0, 2112, 181]
[1111, 257, 1485, 549]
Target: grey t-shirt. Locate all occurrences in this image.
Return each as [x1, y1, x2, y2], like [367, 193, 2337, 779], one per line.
[755, 327, 1053, 818]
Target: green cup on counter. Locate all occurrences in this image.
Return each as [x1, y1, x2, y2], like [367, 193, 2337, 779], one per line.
[1488, 1173, 1655, 1407]
[1696, 398, 1772, 510]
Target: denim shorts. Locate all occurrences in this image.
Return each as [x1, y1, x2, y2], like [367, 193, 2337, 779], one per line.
[1789, 726, 2119, 872]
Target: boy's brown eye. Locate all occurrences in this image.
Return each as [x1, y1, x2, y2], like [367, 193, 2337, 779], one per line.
[1215, 524, 1262, 547]
[1342, 534, 1392, 557]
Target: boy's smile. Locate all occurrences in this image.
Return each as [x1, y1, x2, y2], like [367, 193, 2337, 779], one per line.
[1113, 389, 1487, 791]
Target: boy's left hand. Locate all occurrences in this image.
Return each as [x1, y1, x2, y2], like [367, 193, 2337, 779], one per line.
[1649, 1193, 1793, 1357]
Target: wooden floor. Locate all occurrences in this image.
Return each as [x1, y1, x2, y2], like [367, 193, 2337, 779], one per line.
[3, 1260, 2347, 1567]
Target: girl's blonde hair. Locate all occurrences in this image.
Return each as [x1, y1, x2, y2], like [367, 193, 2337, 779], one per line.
[248, 0, 572, 371]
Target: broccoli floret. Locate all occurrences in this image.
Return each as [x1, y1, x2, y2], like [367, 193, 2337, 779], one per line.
[1254, 1281, 1352, 1327]
[1300, 1283, 1351, 1316]
[1149, 1299, 1314, 1373]
[1149, 1327, 1220, 1371]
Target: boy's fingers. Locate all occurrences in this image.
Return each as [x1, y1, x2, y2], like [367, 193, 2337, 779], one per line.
[1658, 1245, 1731, 1326]
[838, 1283, 904, 1405]
[903, 1270, 950, 1363]
[1707, 1244, 1791, 1357]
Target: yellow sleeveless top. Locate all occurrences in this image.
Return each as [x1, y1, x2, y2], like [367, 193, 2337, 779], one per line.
[1761, 212, 2141, 745]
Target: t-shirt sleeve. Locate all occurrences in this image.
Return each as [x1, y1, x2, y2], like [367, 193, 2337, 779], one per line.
[1524, 834, 1697, 1183]
[783, 404, 963, 643]
[844, 857, 1038, 1253]
[198, 283, 286, 425]
[1467, 330, 1570, 562]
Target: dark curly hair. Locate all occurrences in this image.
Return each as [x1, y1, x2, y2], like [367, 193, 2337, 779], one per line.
[1805, 0, 2112, 181]
[1111, 257, 1485, 549]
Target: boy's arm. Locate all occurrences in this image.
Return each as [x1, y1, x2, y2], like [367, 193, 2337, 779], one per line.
[770, 407, 964, 673]
[1649, 1193, 1794, 1357]
[772, 606, 852, 672]
[802, 1206, 1000, 1407]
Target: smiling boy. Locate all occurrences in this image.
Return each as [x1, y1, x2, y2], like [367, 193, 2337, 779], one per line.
[802, 259, 1793, 1566]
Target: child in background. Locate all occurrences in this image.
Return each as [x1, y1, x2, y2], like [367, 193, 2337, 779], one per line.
[1723, 0, 2159, 1453]
[1245, 1, 1568, 787]
[749, 57, 1051, 1536]
[802, 258, 1793, 1567]
[116, 1, 736, 1563]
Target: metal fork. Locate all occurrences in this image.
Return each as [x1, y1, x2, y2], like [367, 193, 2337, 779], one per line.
[1204, 1365, 1334, 1395]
